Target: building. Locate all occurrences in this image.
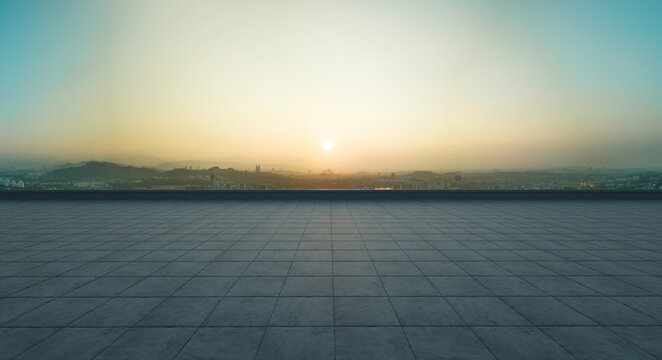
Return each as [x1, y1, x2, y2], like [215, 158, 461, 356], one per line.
[210, 173, 217, 190]
[256, 165, 261, 174]
[72, 181, 110, 190]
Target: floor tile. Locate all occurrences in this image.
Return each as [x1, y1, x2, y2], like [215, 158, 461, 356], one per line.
[0, 328, 56, 359]
[612, 296, 662, 321]
[206, 297, 276, 326]
[502, 297, 595, 325]
[473, 327, 573, 360]
[446, 297, 530, 326]
[559, 297, 657, 325]
[173, 277, 236, 296]
[391, 297, 464, 326]
[139, 297, 219, 326]
[255, 327, 334, 360]
[270, 297, 333, 326]
[608, 326, 662, 359]
[14, 327, 124, 360]
[334, 277, 386, 296]
[288, 261, 332, 276]
[73, 297, 163, 326]
[382, 276, 439, 296]
[7, 298, 105, 326]
[429, 277, 493, 296]
[335, 297, 399, 326]
[280, 277, 333, 296]
[121, 277, 190, 296]
[336, 327, 414, 360]
[227, 277, 285, 296]
[96, 327, 195, 360]
[0, 297, 51, 325]
[404, 327, 494, 360]
[176, 327, 264, 360]
[66, 276, 142, 297]
[543, 326, 656, 360]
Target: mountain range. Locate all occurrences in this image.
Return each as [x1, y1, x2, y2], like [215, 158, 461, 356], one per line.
[43, 162, 161, 180]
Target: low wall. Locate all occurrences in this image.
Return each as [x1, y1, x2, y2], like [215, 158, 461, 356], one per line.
[1, 190, 661, 201]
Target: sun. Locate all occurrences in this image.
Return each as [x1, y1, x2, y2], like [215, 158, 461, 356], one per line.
[323, 139, 334, 151]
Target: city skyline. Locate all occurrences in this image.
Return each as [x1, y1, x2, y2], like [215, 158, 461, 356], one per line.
[3, 159, 660, 191]
[2, 0, 662, 171]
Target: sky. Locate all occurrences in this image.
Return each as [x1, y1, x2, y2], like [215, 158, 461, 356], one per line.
[1, 0, 661, 171]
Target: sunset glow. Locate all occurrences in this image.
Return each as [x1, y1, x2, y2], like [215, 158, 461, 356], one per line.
[1, 0, 661, 171]
[323, 140, 334, 152]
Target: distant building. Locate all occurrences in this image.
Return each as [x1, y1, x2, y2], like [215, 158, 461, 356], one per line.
[210, 173, 217, 190]
[256, 165, 261, 174]
[73, 181, 109, 190]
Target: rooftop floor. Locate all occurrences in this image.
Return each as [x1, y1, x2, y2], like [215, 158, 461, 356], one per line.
[0, 200, 661, 359]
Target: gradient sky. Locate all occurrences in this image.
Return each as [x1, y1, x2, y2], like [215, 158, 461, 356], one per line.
[1, 0, 661, 171]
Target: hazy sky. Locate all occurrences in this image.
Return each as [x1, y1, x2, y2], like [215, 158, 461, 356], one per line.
[1, 0, 661, 171]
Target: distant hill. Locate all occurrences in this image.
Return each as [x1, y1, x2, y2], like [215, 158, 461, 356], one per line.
[51, 161, 87, 170]
[406, 171, 441, 179]
[44, 161, 161, 180]
[155, 160, 223, 170]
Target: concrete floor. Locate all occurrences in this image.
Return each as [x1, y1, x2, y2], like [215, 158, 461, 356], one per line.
[0, 200, 661, 360]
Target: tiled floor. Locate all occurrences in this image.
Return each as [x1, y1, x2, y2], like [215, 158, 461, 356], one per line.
[0, 200, 661, 359]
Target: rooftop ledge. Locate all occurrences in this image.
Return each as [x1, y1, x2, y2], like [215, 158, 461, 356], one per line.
[1, 189, 662, 201]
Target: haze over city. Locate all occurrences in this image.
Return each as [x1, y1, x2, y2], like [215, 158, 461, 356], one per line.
[1, 0, 662, 172]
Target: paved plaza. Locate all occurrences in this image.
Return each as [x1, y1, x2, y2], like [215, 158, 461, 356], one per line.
[0, 200, 661, 359]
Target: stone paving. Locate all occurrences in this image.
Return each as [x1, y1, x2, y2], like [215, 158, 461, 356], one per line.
[0, 200, 661, 360]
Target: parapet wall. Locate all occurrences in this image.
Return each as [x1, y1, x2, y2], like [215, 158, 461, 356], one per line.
[1, 190, 661, 201]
